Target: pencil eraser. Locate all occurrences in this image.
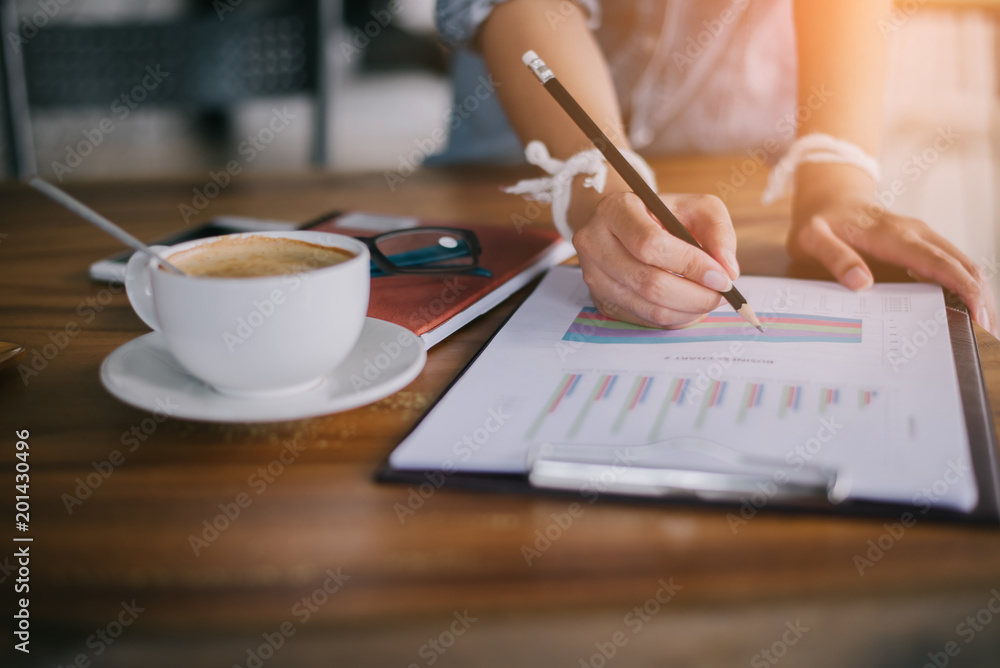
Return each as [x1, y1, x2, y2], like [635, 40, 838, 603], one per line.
[522, 50, 539, 66]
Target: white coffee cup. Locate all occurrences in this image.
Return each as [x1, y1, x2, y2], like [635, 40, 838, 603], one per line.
[125, 231, 370, 397]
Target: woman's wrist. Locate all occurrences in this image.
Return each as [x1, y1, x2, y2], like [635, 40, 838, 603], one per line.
[503, 140, 655, 240]
[566, 170, 631, 233]
[792, 162, 878, 223]
[764, 133, 881, 206]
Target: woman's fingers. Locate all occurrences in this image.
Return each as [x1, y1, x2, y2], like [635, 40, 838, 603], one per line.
[574, 191, 737, 327]
[865, 227, 990, 329]
[789, 162, 998, 338]
[904, 253, 998, 334]
[792, 215, 874, 290]
[598, 192, 735, 294]
[897, 239, 997, 335]
[583, 263, 715, 328]
[917, 227, 999, 333]
[577, 227, 724, 321]
[829, 214, 997, 335]
[662, 193, 741, 280]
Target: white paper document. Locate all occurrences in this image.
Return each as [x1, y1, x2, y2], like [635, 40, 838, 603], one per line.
[390, 267, 977, 511]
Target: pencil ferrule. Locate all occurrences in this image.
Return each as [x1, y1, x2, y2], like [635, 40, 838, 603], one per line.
[526, 57, 554, 84]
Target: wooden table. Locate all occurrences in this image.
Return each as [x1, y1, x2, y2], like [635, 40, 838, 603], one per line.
[3, 158, 1000, 667]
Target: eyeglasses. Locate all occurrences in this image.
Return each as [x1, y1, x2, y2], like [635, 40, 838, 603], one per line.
[357, 227, 488, 277]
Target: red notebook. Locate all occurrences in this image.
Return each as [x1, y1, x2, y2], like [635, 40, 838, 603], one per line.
[307, 212, 576, 347]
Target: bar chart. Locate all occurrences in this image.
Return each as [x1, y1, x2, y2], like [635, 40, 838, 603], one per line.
[526, 371, 885, 445]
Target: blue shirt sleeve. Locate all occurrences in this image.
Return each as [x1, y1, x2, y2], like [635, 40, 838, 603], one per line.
[430, 0, 602, 165]
[435, 0, 600, 48]
[435, 0, 507, 47]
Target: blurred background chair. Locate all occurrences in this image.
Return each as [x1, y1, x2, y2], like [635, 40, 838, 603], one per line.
[0, 0, 347, 179]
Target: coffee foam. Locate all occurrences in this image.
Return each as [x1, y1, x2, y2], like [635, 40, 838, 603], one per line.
[168, 235, 355, 278]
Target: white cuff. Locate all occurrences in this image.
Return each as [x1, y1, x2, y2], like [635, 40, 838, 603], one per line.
[762, 133, 881, 205]
[504, 141, 657, 242]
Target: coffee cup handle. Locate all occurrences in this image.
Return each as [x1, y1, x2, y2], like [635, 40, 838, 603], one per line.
[125, 248, 168, 331]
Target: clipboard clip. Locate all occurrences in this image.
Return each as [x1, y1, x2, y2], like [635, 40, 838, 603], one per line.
[527, 438, 845, 504]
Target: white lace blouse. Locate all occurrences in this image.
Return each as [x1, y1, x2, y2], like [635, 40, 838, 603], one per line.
[433, 0, 798, 162]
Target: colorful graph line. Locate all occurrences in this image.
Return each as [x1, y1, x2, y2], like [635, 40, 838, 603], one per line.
[819, 387, 840, 413]
[565, 308, 863, 344]
[527, 372, 581, 438]
[778, 384, 802, 418]
[737, 382, 765, 422]
[612, 376, 654, 433]
[568, 374, 618, 438]
[648, 378, 690, 441]
[858, 389, 878, 409]
[695, 380, 728, 428]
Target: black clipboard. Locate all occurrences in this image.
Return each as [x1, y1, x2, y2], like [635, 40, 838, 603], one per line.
[377, 283, 1000, 525]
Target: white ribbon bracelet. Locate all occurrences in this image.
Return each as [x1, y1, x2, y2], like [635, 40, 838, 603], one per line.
[504, 140, 658, 242]
[762, 133, 882, 205]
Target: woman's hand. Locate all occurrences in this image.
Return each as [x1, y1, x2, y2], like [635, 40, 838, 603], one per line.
[477, 0, 739, 328]
[572, 191, 742, 328]
[788, 163, 998, 336]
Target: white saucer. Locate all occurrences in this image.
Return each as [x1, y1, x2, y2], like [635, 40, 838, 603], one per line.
[100, 318, 426, 422]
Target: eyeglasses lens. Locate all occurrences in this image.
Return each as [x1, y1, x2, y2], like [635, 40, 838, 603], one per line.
[375, 230, 475, 270]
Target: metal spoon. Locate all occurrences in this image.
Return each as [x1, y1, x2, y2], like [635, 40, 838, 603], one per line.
[0, 341, 24, 370]
[29, 177, 186, 276]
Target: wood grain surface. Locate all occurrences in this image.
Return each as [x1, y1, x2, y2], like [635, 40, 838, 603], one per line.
[1, 158, 998, 660]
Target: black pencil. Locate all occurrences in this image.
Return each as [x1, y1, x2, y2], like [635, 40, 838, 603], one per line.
[521, 50, 763, 332]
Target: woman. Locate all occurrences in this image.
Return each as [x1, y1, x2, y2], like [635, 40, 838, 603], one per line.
[432, 0, 998, 335]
